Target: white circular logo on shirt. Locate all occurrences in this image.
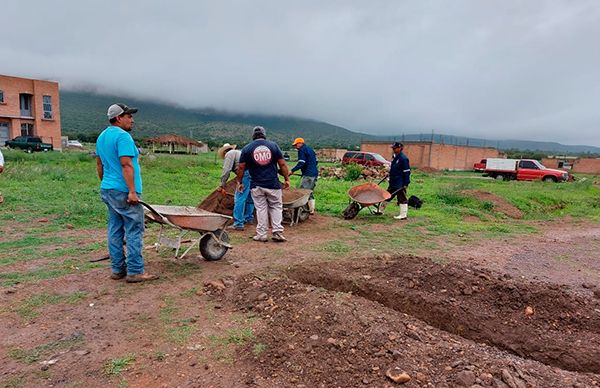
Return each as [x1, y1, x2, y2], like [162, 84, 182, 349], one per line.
[253, 145, 272, 166]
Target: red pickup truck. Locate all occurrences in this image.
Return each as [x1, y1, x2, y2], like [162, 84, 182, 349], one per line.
[483, 158, 568, 182]
[473, 159, 487, 172]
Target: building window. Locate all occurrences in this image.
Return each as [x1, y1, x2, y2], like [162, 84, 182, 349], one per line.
[43, 95, 53, 119]
[0, 90, 4, 103]
[21, 123, 34, 136]
[20, 94, 32, 117]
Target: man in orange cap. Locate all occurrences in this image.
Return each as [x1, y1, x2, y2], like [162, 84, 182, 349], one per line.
[290, 137, 318, 214]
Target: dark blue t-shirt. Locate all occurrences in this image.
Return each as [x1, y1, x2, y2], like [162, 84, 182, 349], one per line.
[240, 139, 284, 190]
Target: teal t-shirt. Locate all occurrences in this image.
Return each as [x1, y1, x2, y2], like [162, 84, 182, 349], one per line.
[96, 126, 142, 194]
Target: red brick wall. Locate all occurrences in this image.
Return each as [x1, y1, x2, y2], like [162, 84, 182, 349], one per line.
[0, 75, 62, 149]
[541, 158, 560, 168]
[361, 142, 501, 170]
[572, 158, 600, 174]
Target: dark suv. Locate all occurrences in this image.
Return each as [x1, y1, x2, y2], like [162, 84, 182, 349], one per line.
[342, 151, 390, 167]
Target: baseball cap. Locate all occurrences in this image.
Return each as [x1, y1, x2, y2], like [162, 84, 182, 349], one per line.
[292, 137, 305, 146]
[391, 142, 403, 148]
[107, 103, 138, 120]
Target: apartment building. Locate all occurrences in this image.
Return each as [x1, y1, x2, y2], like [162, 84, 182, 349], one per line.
[0, 74, 62, 149]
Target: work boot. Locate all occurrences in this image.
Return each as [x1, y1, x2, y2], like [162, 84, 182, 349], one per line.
[271, 232, 287, 242]
[375, 201, 388, 215]
[252, 235, 268, 242]
[394, 204, 408, 220]
[110, 272, 126, 280]
[227, 224, 244, 231]
[308, 199, 316, 215]
[126, 273, 159, 283]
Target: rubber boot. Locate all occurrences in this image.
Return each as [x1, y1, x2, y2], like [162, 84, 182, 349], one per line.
[394, 204, 408, 220]
[308, 199, 315, 214]
[375, 201, 388, 215]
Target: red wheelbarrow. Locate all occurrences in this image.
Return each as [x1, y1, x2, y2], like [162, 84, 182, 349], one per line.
[342, 182, 391, 220]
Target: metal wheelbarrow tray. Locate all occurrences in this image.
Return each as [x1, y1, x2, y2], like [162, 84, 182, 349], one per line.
[141, 201, 233, 261]
[282, 188, 312, 225]
[343, 182, 391, 220]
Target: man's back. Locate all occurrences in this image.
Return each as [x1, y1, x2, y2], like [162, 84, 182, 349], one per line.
[240, 139, 283, 189]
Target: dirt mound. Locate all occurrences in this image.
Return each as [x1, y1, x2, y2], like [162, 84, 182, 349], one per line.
[462, 189, 523, 218]
[197, 179, 236, 215]
[220, 256, 600, 387]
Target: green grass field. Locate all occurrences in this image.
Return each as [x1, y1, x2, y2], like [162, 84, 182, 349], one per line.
[1, 148, 599, 287]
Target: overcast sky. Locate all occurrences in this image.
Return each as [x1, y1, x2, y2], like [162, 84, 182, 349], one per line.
[2, 1, 599, 145]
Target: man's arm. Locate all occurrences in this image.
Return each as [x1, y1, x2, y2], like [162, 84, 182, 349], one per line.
[290, 147, 305, 174]
[120, 156, 139, 204]
[220, 152, 235, 187]
[96, 157, 103, 180]
[235, 162, 246, 192]
[277, 159, 290, 189]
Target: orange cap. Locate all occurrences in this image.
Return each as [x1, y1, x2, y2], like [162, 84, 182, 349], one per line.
[292, 137, 305, 146]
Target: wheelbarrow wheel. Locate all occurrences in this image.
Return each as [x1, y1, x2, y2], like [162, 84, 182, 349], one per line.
[297, 204, 310, 222]
[199, 229, 230, 261]
[342, 202, 361, 220]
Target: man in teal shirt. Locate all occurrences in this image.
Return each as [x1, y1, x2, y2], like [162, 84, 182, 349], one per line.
[96, 103, 158, 283]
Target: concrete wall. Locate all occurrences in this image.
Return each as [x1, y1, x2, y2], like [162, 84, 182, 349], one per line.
[361, 141, 501, 170]
[0, 75, 62, 149]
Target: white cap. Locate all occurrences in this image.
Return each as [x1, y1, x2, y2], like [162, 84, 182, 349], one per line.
[107, 103, 138, 120]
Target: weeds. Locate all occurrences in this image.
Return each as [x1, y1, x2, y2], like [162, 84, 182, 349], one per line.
[8, 333, 84, 364]
[104, 354, 136, 376]
[15, 291, 87, 319]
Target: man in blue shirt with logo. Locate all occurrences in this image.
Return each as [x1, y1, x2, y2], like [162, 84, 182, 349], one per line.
[290, 137, 318, 214]
[96, 103, 158, 283]
[236, 126, 290, 242]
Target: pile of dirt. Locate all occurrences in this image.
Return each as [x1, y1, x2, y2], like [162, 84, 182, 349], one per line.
[197, 179, 236, 216]
[462, 189, 524, 219]
[221, 255, 600, 387]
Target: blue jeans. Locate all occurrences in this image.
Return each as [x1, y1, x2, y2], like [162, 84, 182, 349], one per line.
[233, 171, 254, 228]
[100, 189, 145, 275]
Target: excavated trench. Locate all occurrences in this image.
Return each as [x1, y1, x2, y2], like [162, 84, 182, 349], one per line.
[287, 255, 600, 374]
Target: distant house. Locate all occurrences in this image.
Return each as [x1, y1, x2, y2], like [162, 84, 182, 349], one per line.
[0, 74, 62, 149]
[145, 134, 208, 154]
[361, 140, 502, 171]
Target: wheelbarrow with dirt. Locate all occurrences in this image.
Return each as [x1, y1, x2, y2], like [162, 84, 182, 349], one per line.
[282, 188, 312, 225]
[342, 182, 391, 220]
[141, 201, 233, 261]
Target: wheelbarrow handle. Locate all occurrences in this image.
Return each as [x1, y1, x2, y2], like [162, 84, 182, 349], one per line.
[377, 175, 389, 185]
[139, 201, 180, 229]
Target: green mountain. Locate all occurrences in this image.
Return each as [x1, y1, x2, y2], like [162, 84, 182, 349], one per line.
[60, 91, 372, 148]
[60, 90, 600, 155]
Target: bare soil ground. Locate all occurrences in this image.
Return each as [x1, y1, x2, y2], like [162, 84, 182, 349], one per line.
[1, 212, 600, 387]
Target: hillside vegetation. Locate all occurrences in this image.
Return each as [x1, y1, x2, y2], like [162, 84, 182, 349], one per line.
[60, 91, 370, 148]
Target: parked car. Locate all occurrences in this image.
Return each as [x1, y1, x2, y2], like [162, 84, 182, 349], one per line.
[483, 158, 568, 182]
[5, 136, 53, 152]
[67, 140, 84, 149]
[342, 151, 391, 168]
[473, 159, 487, 172]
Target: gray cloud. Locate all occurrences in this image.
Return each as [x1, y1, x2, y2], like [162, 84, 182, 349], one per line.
[2, 0, 599, 145]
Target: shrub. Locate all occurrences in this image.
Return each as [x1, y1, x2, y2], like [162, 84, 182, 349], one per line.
[344, 164, 363, 181]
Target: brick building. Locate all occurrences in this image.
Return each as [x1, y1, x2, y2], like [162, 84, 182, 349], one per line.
[542, 157, 600, 174]
[361, 141, 502, 170]
[0, 74, 62, 149]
